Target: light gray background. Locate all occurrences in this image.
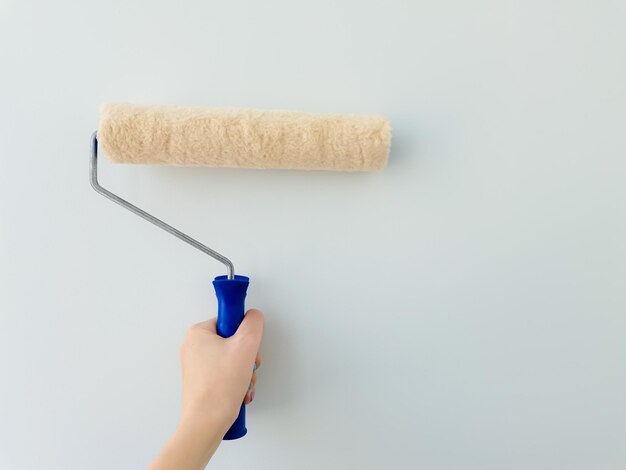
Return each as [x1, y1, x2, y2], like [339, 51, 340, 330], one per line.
[1, 1, 625, 469]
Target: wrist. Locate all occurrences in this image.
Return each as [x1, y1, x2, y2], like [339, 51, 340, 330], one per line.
[148, 409, 228, 470]
[180, 400, 237, 440]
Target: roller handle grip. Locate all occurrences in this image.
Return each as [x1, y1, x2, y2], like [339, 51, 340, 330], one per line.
[213, 275, 250, 440]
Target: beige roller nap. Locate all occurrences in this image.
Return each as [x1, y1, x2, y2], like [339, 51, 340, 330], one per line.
[98, 103, 390, 171]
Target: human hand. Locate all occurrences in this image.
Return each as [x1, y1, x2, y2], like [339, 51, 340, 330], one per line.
[148, 309, 264, 470]
[180, 309, 264, 434]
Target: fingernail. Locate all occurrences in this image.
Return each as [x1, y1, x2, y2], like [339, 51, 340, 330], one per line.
[250, 391, 255, 402]
[253, 363, 257, 372]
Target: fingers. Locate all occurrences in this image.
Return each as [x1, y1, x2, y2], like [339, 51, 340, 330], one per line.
[242, 352, 262, 405]
[244, 388, 256, 405]
[229, 310, 263, 404]
[244, 367, 258, 404]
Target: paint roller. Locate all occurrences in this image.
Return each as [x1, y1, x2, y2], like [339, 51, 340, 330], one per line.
[89, 103, 391, 439]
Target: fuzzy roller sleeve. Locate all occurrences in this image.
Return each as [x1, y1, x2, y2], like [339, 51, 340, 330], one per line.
[98, 103, 391, 171]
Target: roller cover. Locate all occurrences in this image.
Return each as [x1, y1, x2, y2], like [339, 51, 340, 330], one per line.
[98, 103, 390, 171]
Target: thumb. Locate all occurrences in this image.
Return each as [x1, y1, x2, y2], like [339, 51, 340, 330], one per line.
[233, 308, 264, 353]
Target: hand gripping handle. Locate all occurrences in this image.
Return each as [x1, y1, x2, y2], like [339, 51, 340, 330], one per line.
[213, 275, 250, 440]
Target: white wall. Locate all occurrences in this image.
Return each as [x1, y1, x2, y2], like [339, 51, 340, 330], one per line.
[1, 1, 625, 469]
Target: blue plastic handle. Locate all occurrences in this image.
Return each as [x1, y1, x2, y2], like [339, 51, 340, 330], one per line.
[213, 274, 250, 440]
